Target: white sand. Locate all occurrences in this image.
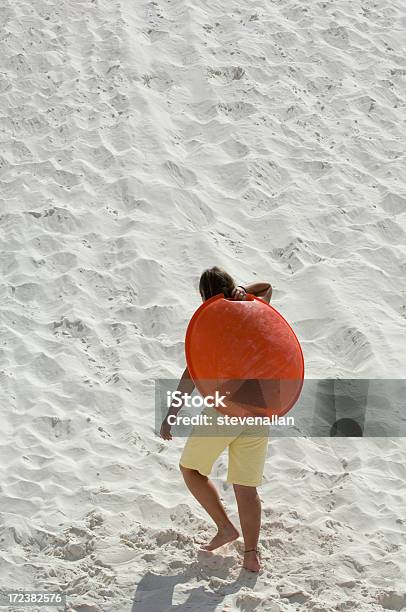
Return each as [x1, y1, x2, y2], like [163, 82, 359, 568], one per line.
[0, 0, 405, 610]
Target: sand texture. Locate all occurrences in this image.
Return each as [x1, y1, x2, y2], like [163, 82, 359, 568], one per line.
[0, 0, 405, 610]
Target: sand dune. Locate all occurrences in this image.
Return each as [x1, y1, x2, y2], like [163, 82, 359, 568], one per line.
[0, 0, 405, 609]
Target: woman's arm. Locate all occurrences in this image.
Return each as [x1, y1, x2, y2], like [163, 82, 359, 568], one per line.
[160, 367, 195, 440]
[242, 282, 272, 304]
[165, 367, 195, 419]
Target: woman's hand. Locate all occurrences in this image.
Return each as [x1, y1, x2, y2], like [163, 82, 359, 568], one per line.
[160, 416, 172, 440]
[160, 368, 194, 441]
[231, 286, 247, 301]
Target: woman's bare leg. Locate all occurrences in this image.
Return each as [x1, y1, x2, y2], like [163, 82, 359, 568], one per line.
[180, 464, 239, 550]
[233, 484, 261, 571]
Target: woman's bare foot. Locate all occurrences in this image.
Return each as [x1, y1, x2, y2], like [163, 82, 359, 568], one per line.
[201, 523, 239, 551]
[243, 550, 261, 572]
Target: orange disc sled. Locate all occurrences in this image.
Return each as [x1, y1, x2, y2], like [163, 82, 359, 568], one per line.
[185, 293, 304, 418]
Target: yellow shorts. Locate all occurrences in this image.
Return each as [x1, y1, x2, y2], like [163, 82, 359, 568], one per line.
[179, 406, 269, 487]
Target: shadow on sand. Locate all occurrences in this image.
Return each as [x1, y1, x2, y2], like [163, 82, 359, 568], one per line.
[132, 550, 259, 611]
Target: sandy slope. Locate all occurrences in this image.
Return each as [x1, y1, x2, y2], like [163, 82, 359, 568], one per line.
[0, 0, 405, 610]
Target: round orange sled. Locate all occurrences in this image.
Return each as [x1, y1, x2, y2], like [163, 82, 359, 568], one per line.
[185, 293, 304, 418]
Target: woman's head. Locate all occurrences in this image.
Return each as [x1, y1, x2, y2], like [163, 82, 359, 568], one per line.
[199, 267, 236, 301]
